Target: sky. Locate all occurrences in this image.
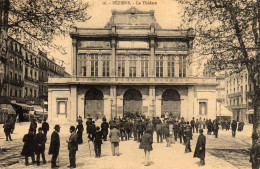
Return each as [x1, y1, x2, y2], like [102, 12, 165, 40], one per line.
[55, 0, 184, 74]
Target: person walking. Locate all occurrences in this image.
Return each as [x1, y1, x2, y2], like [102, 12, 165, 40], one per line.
[3, 120, 12, 141]
[155, 121, 163, 143]
[190, 117, 195, 133]
[184, 125, 192, 153]
[101, 118, 109, 141]
[21, 128, 36, 166]
[195, 119, 199, 133]
[93, 127, 103, 158]
[29, 119, 37, 134]
[194, 129, 206, 166]
[48, 125, 60, 168]
[35, 127, 47, 166]
[231, 120, 238, 137]
[139, 128, 153, 166]
[109, 125, 120, 156]
[66, 126, 78, 168]
[41, 118, 49, 137]
[213, 120, 219, 138]
[76, 120, 84, 144]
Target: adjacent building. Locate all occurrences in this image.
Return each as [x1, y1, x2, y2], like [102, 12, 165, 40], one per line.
[225, 69, 254, 123]
[0, 36, 70, 121]
[48, 7, 218, 122]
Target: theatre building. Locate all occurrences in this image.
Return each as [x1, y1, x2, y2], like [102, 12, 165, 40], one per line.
[47, 7, 218, 122]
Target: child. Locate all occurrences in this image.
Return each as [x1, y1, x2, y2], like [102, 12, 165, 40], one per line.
[93, 127, 103, 158]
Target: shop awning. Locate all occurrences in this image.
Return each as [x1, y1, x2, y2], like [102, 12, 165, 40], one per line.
[246, 109, 254, 115]
[0, 104, 16, 114]
[32, 105, 47, 113]
[11, 103, 34, 111]
[217, 105, 232, 116]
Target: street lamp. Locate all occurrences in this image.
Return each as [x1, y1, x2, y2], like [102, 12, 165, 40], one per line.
[110, 99, 113, 120]
[152, 99, 155, 117]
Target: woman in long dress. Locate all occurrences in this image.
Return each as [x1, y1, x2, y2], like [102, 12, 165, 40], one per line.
[139, 128, 153, 166]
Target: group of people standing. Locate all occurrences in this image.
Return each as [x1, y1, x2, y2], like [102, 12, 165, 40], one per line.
[18, 114, 249, 168]
[21, 118, 49, 166]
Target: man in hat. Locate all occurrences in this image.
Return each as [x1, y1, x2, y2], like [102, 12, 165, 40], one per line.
[194, 129, 206, 166]
[49, 125, 60, 168]
[30, 118, 37, 134]
[21, 128, 36, 166]
[42, 118, 49, 137]
[93, 126, 103, 158]
[3, 120, 12, 141]
[35, 127, 47, 166]
[101, 118, 109, 141]
[66, 126, 78, 168]
[109, 124, 120, 156]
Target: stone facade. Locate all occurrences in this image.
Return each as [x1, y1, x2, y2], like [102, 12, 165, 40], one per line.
[48, 7, 218, 122]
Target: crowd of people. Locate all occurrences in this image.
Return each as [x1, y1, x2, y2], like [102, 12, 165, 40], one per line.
[0, 113, 250, 168]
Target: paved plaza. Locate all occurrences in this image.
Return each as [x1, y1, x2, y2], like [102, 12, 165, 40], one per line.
[0, 122, 252, 169]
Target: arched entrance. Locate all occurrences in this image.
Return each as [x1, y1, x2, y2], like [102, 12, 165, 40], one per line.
[123, 89, 142, 116]
[161, 89, 181, 118]
[85, 88, 104, 119]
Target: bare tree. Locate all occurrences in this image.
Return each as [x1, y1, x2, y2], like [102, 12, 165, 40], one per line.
[176, 0, 260, 141]
[0, 0, 90, 96]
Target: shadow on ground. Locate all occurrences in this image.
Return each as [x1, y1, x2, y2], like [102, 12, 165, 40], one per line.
[207, 148, 250, 169]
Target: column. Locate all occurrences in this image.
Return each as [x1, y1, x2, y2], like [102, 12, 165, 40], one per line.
[110, 85, 117, 119]
[149, 85, 156, 117]
[155, 96, 161, 117]
[110, 25, 117, 77]
[70, 85, 78, 122]
[72, 39, 77, 76]
[188, 86, 195, 120]
[48, 89, 53, 122]
[150, 38, 155, 77]
[77, 92, 85, 119]
[149, 25, 156, 77]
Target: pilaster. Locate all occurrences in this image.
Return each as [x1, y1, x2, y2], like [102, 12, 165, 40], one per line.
[72, 39, 77, 76]
[70, 85, 78, 122]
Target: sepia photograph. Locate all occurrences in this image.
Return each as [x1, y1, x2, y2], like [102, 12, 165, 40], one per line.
[0, 0, 259, 168]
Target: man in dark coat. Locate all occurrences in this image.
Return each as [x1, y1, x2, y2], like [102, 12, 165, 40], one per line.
[3, 121, 12, 141]
[86, 118, 92, 138]
[194, 129, 206, 166]
[41, 118, 49, 137]
[101, 118, 109, 141]
[173, 121, 178, 142]
[184, 125, 192, 153]
[48, 125, 60, 168]
[195, 119, 199, 133]
[21, 128, 36, 166]
[207, 119, 213, 135]
[124, 120, 132, 140]
[30, 119, 37, 134]
[92, 126, 103, 158]
[231, 120, 237, 137]
[35, 127, 47, 166]
[155, 121, 163, 143]
[213, 120, 219, 138]
[76, 120, 84, 144]
[66, 126, 78, 168]
[190, 117, 195, 133]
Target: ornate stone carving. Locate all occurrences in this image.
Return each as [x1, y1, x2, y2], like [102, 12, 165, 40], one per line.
[157, 41, 188, 50]
[78, 41, 110, 48]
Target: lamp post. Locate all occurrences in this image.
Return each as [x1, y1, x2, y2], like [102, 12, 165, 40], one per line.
[110, 99, 113, 120]
[152, 99, 155, 117]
